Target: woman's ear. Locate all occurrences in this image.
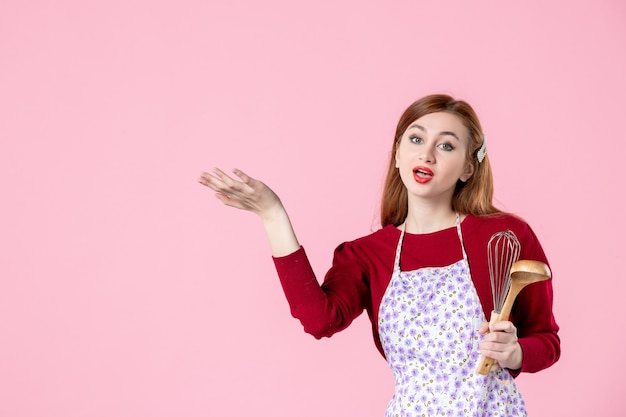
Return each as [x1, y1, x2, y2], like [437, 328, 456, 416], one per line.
[459, 162, 475, 182]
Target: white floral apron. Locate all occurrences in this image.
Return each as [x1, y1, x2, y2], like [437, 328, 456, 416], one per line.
[378, 214, 528, 417]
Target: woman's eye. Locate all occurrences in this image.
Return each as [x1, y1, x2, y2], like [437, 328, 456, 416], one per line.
[409, 135, 423, 144]
[438, 143, 455, 151]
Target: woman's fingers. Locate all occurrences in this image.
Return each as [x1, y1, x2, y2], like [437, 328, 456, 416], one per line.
[232, 168, 251, 184]
[481, 333, 517, 348]
[211, 168, 242, 191]
[232, 168, 265, 197]
[482, 322, 518, 344]
[478, 321, 490, 334]
[479, 320, 522, 369]
[489, 320, 516, 333]
[198, 170, 237, 203]
[199, 169, 243, 195]
[199, 168, 276, 214]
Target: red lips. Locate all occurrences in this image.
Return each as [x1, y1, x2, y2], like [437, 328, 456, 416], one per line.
[413, 166, 434, 183]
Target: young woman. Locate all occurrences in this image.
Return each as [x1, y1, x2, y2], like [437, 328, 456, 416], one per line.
[199, 94, 560, 416]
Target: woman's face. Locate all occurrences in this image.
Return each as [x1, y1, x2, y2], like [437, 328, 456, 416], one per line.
[395, 111, 474, 203]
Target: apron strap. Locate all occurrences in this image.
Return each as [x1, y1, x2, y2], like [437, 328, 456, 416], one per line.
[393, 225, 405, 273]
[455, 212, 469, 262]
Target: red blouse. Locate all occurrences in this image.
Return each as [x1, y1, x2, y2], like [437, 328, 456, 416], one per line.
[273, 213, 560, 374]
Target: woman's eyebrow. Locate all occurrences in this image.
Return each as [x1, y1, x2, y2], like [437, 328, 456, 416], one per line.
[409, 124, 460, 141]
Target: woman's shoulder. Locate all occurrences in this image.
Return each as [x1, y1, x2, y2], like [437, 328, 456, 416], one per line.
[332, 225, 399, 259]
[465, 212, 529, 229]
[352, 224, 400, 246]
[463, 212, 539, 244]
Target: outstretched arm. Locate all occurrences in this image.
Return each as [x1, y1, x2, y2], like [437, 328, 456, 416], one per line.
[198, 168, 300, 257]
[200, 168, 369, 340]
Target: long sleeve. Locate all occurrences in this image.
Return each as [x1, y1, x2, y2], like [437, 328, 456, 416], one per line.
[273, 244, 370, 339]
[513, 223, 561, 374]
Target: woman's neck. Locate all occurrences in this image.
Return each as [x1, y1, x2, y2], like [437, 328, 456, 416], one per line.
[403, 201, 457, 234]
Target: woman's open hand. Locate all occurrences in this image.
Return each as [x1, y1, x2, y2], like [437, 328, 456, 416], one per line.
[198, 168, 300, 256]
[198, 168, 282, 220]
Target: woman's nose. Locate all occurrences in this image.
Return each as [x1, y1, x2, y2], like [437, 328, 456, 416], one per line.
[418, 148, 434, 163]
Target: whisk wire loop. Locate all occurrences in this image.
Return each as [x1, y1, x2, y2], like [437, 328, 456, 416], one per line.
[487, 230, 521, 313]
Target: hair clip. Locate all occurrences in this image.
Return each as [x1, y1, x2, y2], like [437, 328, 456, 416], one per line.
[477, 135, 487, 163]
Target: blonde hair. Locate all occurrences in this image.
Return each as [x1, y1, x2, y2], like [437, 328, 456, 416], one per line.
[380, 94, 500, 227]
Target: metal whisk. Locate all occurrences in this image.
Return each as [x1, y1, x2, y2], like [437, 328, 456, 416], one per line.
[488, 230, 521, 316]
[476, 230, 520, 375]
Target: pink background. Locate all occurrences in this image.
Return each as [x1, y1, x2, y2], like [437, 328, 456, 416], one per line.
[1, 1, 624, 416]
